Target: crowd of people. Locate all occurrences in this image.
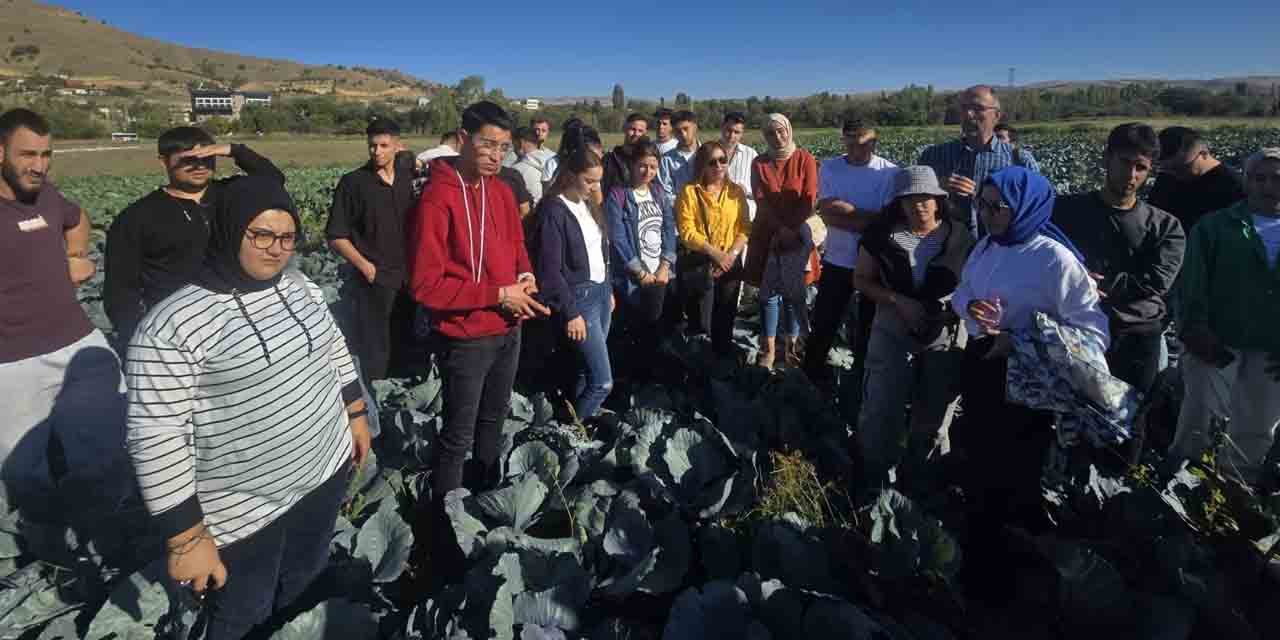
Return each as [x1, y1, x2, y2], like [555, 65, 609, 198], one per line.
[2, 82, 1279, 636]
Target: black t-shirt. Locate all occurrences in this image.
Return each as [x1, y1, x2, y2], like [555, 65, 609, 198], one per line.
[499, 166, 533, 208]
[1147, 163, 1244, 233]
[326, 162, 416, 289]
[104, 144, 285, 343]
[1053, 192, 1186, 334]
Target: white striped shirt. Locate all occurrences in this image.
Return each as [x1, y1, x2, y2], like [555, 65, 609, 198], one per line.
[125, 272, 358, 547]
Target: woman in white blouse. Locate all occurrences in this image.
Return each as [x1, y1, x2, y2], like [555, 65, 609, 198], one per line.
[948, 167, 1107, 592]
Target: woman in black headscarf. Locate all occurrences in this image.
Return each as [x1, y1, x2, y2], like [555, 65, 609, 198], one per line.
[124, 176, 371, 639]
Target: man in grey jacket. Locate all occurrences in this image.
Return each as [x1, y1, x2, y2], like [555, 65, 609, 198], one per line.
[1053, 123, 1185, 392]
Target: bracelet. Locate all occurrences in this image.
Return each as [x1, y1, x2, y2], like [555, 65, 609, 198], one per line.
[167, 526, 213, 555]
[348, 408, 369, 420]
[498, 287, 508, 307]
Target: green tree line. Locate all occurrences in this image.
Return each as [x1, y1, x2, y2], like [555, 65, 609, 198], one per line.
[7, 77, 1279, 140]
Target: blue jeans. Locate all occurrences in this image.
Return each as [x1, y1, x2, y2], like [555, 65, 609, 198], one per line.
[570, 281, 614, 419]
[762, 293, 800, 338]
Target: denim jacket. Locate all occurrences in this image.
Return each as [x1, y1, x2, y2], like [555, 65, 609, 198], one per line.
[605, 183, 678, 298]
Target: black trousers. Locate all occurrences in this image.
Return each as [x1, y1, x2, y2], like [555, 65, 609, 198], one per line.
[951, 338, 1056, 538]
[804, 263, 875, 383]
[684, 263, 743, 356]
[205, 463, 350, 640]
[433, 327, 522, 498]
[1106, 329, 1163, 394]
[618, 280, 680, 380]
[338, 276, 416, 381]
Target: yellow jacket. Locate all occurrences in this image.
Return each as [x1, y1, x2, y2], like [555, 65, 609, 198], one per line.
[676, 181, 752, 253]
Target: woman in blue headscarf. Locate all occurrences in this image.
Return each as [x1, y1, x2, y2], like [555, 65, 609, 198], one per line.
[948, 166, 1110, 597]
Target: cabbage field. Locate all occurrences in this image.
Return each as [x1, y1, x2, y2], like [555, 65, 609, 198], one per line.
[3, 126, 1280, 639]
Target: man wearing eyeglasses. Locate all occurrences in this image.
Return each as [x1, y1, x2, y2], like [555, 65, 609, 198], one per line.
[327, 118, 420, 382]
[1148, 126, 1245, 234]
[408, 101, 550, 581]
[105, 126, 284, 349]
[918, 85, 1040, 238]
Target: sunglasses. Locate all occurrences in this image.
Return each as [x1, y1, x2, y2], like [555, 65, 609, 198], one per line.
[708, 156, 729, 166]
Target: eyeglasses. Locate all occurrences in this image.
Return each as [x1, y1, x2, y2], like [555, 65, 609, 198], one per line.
[978, 198, 1011, 214]
[708, 156, 729, 166]
[961, 103, 999, 115]
[471, 135, 513, 156]
[245, 228, 297, 251]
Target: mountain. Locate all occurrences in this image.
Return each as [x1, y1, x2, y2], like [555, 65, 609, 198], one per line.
[0, 0, 438, 101]
[1021, 76, 1280, 93]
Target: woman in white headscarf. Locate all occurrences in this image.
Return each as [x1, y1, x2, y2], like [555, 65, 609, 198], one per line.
[745, 114, 819, 369]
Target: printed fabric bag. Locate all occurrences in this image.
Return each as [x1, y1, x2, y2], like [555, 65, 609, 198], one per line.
[1006, 311, 1139, 448]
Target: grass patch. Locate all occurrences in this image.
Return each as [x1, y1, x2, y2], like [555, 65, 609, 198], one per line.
[747, 449, 855, 530]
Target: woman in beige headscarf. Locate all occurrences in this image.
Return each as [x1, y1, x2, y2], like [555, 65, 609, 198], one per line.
[746, 114, 819, 369]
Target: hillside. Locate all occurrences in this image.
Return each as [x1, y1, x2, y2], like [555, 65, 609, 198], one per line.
[1024, 76, 1280, 93]
[0, 0, 438, 101]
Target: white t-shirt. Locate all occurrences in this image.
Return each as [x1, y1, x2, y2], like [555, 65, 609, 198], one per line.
[541, 156, 560, 185]
[817, 155, 900, 268]
[634, 187, 663, 273]
[1254, 214, 1280, 268]
[724, 142, 759, 219]
[417, 145, 459, 165]
[562, 195, 607, 284]
[657, 138, 679, 155]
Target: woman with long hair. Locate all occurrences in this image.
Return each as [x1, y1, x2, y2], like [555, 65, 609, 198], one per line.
[542, 118, 604, 199]
[535, 148, 615, 421]
[676, 141, 752, 356]
[853, 166, 974, 478]
[606, 138, 678, 379]
[746, 113, 819, 370]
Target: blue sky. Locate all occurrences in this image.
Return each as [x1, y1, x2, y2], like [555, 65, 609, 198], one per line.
[60, 1, 1280, 99]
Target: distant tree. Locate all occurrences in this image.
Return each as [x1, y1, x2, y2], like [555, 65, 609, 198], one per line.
[455, 75, 485, 104]
[612, 84, 625, 110]
[428, 89, 460, 133]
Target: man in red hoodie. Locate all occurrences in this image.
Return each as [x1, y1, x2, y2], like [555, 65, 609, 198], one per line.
[409, 101, 548, 524]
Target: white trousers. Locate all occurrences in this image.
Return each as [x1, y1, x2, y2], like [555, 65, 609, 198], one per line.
[0, 330, 128, 510]
[1171, 349, 1280, 484]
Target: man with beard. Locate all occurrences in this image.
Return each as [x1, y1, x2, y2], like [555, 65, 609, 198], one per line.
[104, 126, 283, 347]
[1053, 123, 1185, 392]
[919, 85, 1040, 237]
[327, 118, 419, 382]
[601, 113, 649, 194]
[0, 108, 127, 511]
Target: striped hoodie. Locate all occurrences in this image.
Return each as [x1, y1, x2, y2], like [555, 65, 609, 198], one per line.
[125, 271, 360, 546]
